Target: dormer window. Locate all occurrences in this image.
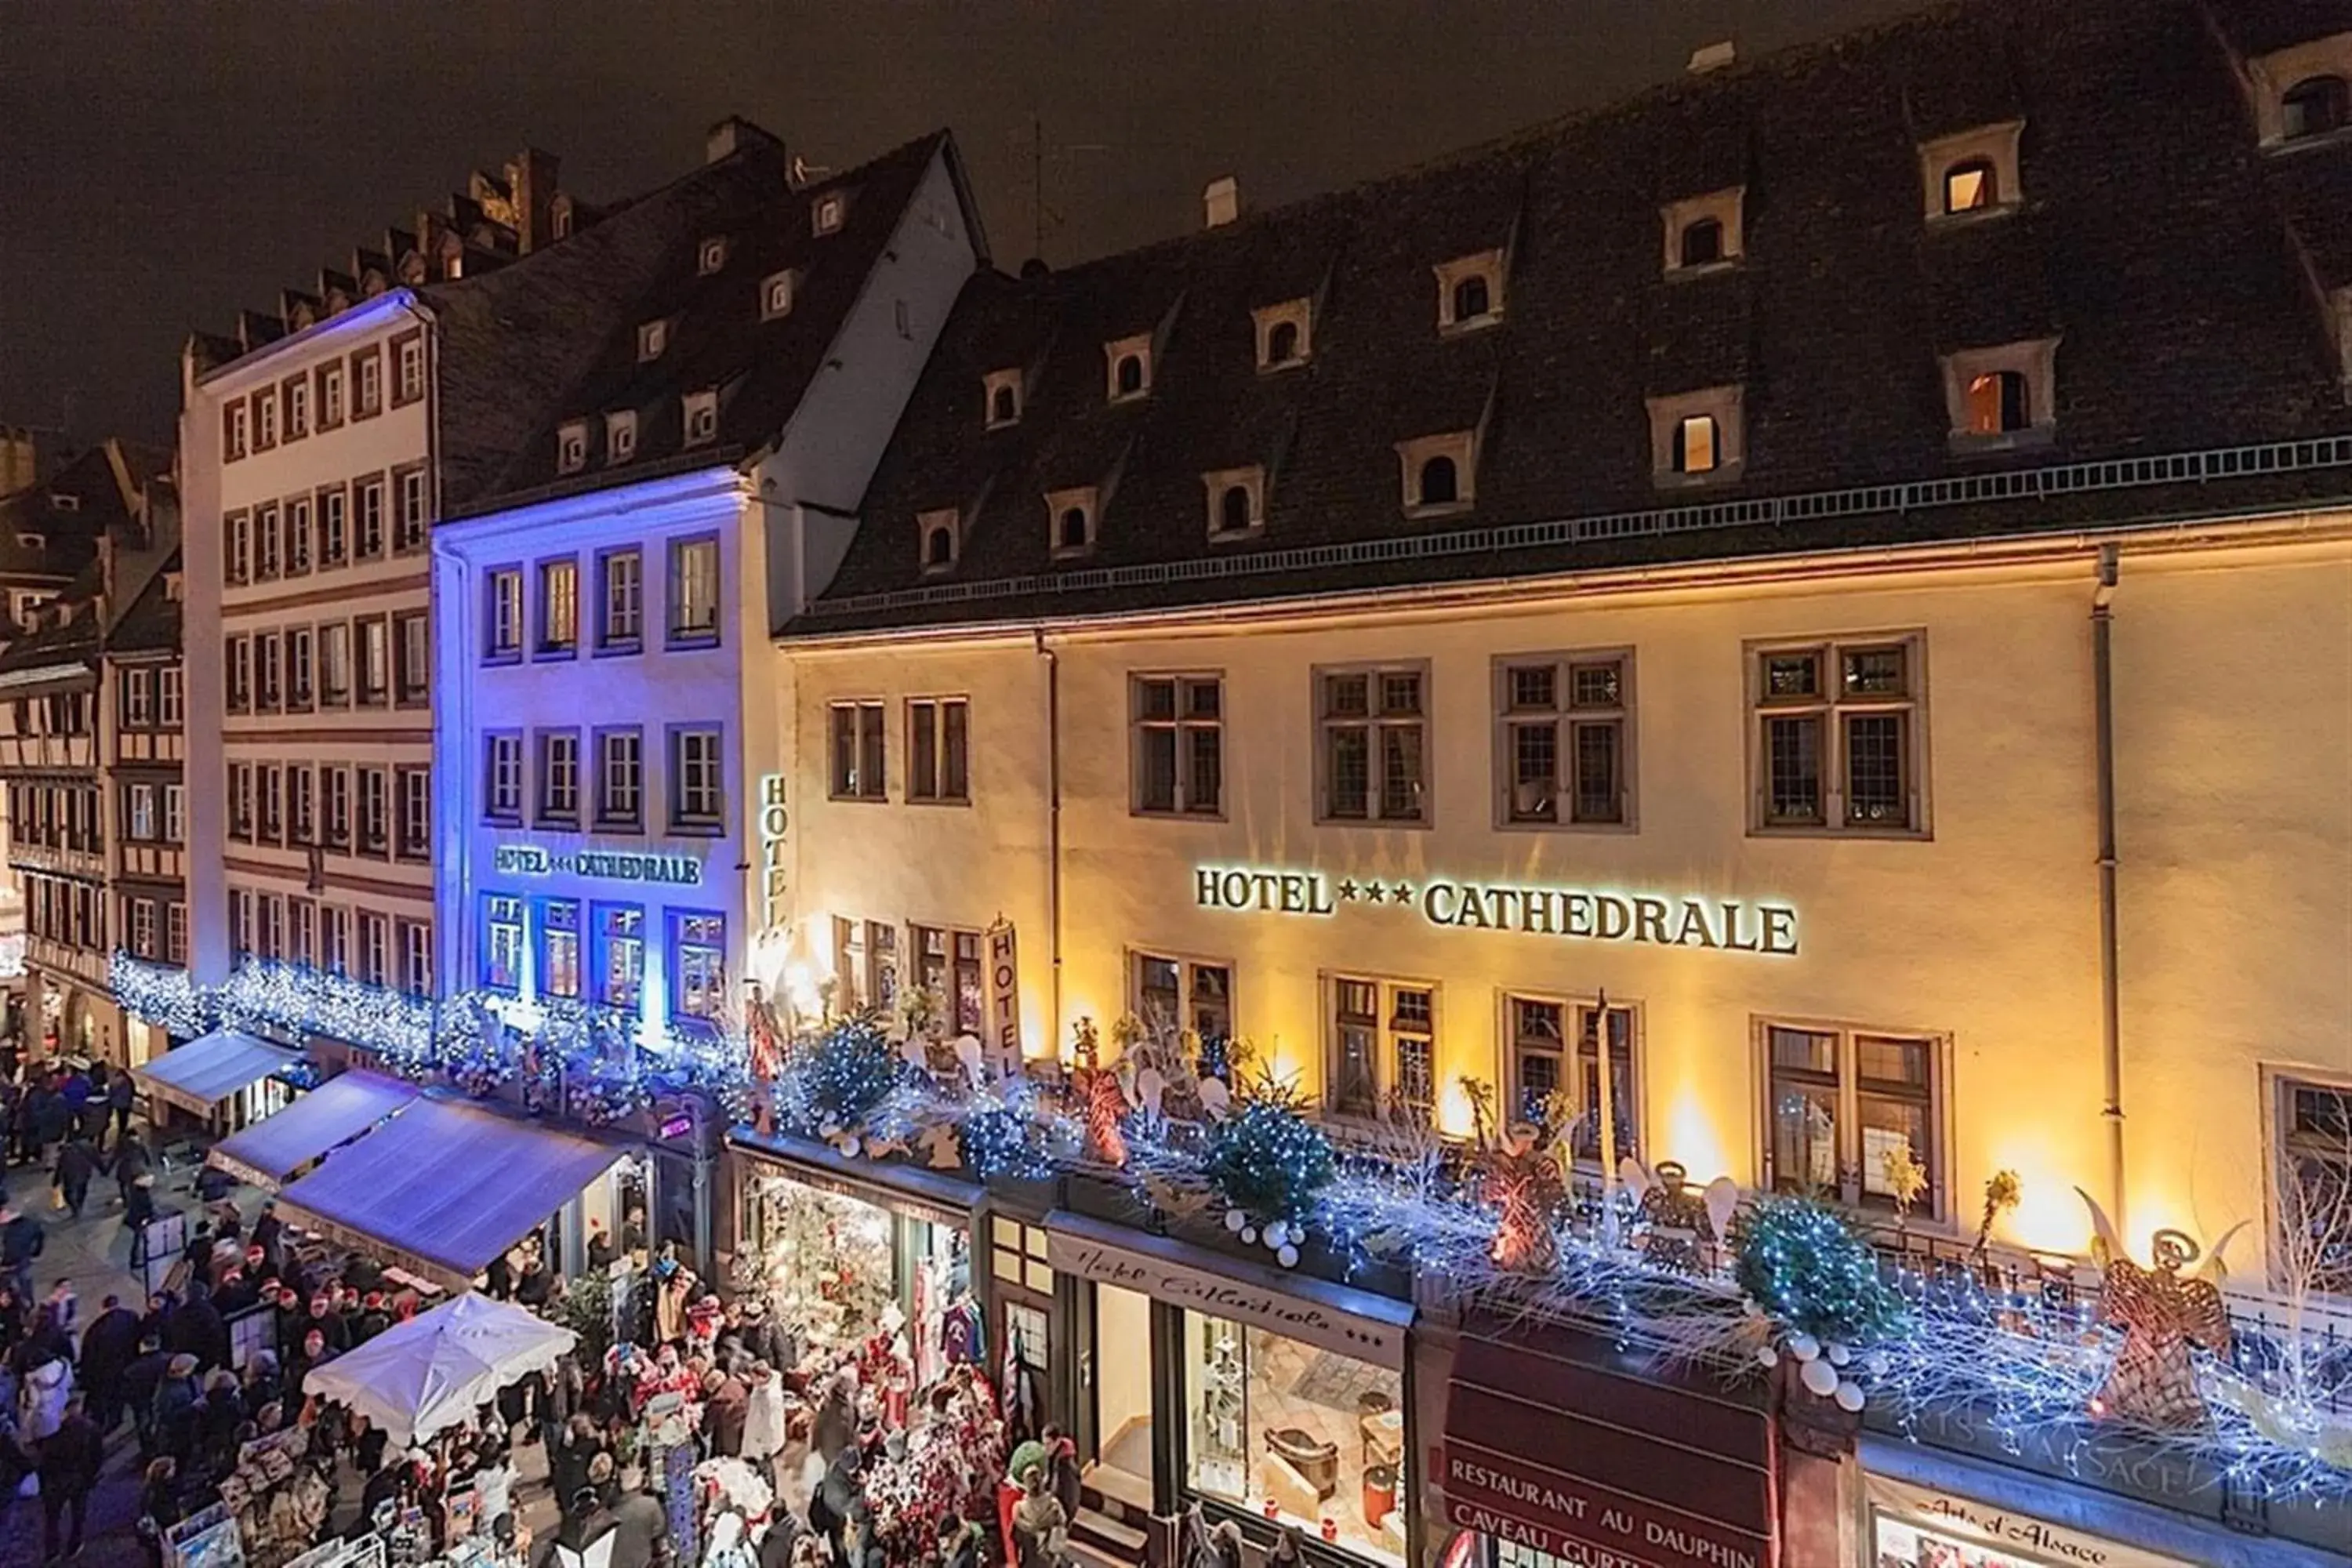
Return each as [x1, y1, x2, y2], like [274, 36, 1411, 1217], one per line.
[760, 271, 794, 321]
[557, 422, 589, 474]
[1253, 299, 1312, 370]
[812, 193, 845, 235]
[1203, 466, 1265, 540]
[1046, 486, 1098, 559]
[1940, 339, 2060, 450]
[637, 319, 670, 361]
[683, 390, 720, 447]
[918, 508, 961, 575]
[47, 493, 78, 513]
[1663, 187, 1744, 274]
[606, 411, 637, 464]
[983, 369, 1023, 428]
[698, 237, 728, 275]
[2284, 74, 2350, 141]
[1919, 122, 2024, 222]
[1105, 334, 1152, 402]
[1434, 251, 1505, 332]
[551, 200, 575, 241]
[1647, 386, 1746, 485]
[1394, 432, 1476, 517]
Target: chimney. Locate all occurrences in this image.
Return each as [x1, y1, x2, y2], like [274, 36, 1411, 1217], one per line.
[1203, 176, 1240, 229]
[1688, 40, 1737, 74]
[0, 427, 39, 496]
[509, 148, 561, 253]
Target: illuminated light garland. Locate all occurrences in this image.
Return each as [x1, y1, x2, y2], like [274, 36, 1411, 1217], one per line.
[1732, 1196, 1909, 1346]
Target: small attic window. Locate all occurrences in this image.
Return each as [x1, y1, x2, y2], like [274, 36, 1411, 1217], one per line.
[918, 508, 961, 575]
[1966, 372, 2028, 434]
[1253, 299, 1312, 370]
[2284, 75, 2350, 141]
[557, 422, 589, 474]
[1394, 432, 1475, 517]
[16, 532, 43, 550]
[1046, 486, 1098, 559]
[1433, 251, 1505, 332]
[1662, 187, 1745, 276]
[1203, 466, 1265, 540]
[1105, 333, 1152, 402]
[637, 320, 669, 361]
[683, 390, 720, 447]
[1647, 386, 1746, 486]
[812, 194, 846, 235]
[1940, 338, 2060, 450]
[551, 203, 575, 241]
[1680, 220, 1723, 267]
[699, 237, 728, 275]
[760, 271, 794, 321]
[607, 411, 637, 463]
[1918, 122, 2024, 223]
[983, 369, 1023, 429]
[47, 493, 79, 513]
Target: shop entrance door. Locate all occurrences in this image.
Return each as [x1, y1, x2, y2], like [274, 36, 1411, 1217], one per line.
[1086, 1282, 1155, 1508]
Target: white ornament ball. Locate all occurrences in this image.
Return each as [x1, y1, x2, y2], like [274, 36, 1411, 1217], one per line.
[1277, 1244, 1300, 1269]
[1225, 1209, 1248, 1233]
[1826, 1342, 1852, 1368]
[1834, 1381, 1867, 1414]
[1788, 1332, 1821, 1363]
[1241, 1228, 1258, 1246]
[1264, 1221, 1289, 1247]
[1755, 1345, 1779, 1369]
[1800, 1358, 1840, 1398]
[1864, 1352, 1889, 1377]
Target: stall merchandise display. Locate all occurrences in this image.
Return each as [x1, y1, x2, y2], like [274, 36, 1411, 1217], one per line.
[217, 1428, 333, 1568]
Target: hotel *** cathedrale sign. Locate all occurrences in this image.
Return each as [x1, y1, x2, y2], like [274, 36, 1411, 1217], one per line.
[1192, 864, 1798, 956]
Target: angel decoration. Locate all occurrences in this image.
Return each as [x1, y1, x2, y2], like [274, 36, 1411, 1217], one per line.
[2078, 1191, 2239, 1430]
[1069, 1018, 1131, 1168]
[1622, 1158, 1740, 1273]
[1463, 1082, 1566, 1272]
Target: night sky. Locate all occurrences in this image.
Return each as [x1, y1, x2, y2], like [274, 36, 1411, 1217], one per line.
[0, 0, 1933, 448]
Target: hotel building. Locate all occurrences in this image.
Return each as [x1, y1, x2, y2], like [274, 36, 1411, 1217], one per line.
[760, 4, 2352, 1566]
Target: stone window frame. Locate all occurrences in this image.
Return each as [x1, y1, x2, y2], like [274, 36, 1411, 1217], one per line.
[1433, 249, 1507, 332]
[1252, 298, 1313, 369]
[1918, 122, 2024, 223]
[918, 506, 962, 575]
[1046, 485, 1099, 561]
[1938, 337, 2061, 452]
[1661, 187, 1746, 276]
[1646, 385, 1746, 487]
[2249, 35, 2352, 148]
[760, 270, 795, 321]
[557, 421, 590, 475]
[606, 410, 637, 464]
[698, 237, 729, 276]
[683, 389, 720, 448]
[1103, 333, 1153, 403]
[1202, 465, 1267, 543]
[1394, 430, 1477, 518]
[982, 368, 1023, 428]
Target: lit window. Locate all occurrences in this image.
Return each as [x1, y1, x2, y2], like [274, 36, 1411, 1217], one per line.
[1943, 158, 1994, 215]
[1766, 1024, 1942, 1219]
[539, 900, 582, 1000]
[487, 568, 524, 659]
[484, 895, 525, 992]
[671, 726, 724, 829]
[906, 697, 970, 804]
[1753, 638, 1924, 833]
[1500, 654, 1631, 826]
[1317, 666, 1426, 824]
[667, 536, 720, 643]
[597, 905, 645, 1014]
[1965, 370, 2029, 434]
[538, 729, 580, 824]
[2274, 1076, 2352, 1295]
[599, 548, 643, 648]
[1132, 953, 1234, 1048]
[828, 701, 887, 800]
[1327, 978, 1436, 1123]
[671, 912, 728, 1022]
[539, 558, 579, 653]
[1674, 416, 1718, 474]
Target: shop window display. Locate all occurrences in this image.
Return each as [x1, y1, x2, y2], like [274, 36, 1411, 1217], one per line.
[1183, 1312, 1406, 1565]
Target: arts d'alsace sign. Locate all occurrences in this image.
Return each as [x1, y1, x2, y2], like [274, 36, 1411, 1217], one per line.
[1193, 864, 1798, 956]
[494, 844, 704, 887]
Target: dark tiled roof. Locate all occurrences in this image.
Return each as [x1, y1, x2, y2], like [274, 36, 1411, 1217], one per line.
[801, 0, 2352, 635]
[0, 446, 136, 584]
[442, 129, 957, 517]
[0, 559, 103, 676]
[109, 549, 183, 656]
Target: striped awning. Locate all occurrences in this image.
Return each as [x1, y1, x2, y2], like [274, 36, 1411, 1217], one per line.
[206, 1070, 419, 1190]
[132, 1029, 299, 1117]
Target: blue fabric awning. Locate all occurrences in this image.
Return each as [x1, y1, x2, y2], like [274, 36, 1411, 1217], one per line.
[132, 1029, 299, 1117]
[206, 1070, 420, 1191]
[276, 1096, 623, 1289]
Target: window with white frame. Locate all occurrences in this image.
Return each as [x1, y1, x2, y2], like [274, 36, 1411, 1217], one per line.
[982, 369, 1022, 427]
[396, 612, 428, 703]
[668, 536, 720, 642]
[1434, 250, 1505, 330]
[166, 902, 187, 965]
[288, 627, 314, 709]
[228, 763, 254, 840]
[397, 468, 428, 550]
[126, 784, 156, 841]
[318, 362, 345, 427]
[1498, 652, 1631, 826]
[1203, 466, 1265, 539]
[129, 898, 157, 960]
[286, 495, 312, 573]
[256, 503, 280, 579]
[396, 335, 426, 404]
[597, 904, 645, 1013]
[600, 549, 643, 648]
[597, 728, 643, 829]
[354, 349, 383, 415]
[1104, 333, 1152, 401]
[397, 768, 430, 858]
[671, 911, 727, 1022]
[540, 899, 582, 999]
[1327, 977, 1436, 1123]
[760, 270, 793, 320]
[1253, 298, 1312, 368]
[829, 701, 886, 800]
[324, 766, 351, 847]
[322, 905, 350, 976]
[485, 732, 524, 823]
[2274, 1076, 2352, 1297]
[226, 636, 250, 712]
[288, 767, 312, 844]
[488, 568, 524, 659]
[401, 920, 432, 998]
[539, 557, 579, 653]
[1047, 486, 1098, 558]
[1317, 666, 1425, 823]
[1765, 1023, 1944, 1219]
[358, 768, 390, 854]
[258, 764, 283, 840]
[256, 632, 282, 710]
[158, 666, 183, 727]
[164, 782, 185, 844]
[1132, 674, 1222, 816]
[254, 389, 278, 449]
[358, 617, 390, 706]
[1752, 636, 1925, 833]
[122, 668, 154, 728]
[1132, 953, 1235, 1054]
[484, 895, 525, 991]
[906, 698, 968, 804]
[672, 727, 724, 829]
[360, 912, 390, 986]
[285, 375, 309, 438]
[226, 510, 251, 585]
[812, 193, 845, 234]
[637, 320, 668, 361]
[607, 411, 637, 464]
[291, 900, 316, 967]
[319, 486, 348, 564]
[356, 477, 386, 556]
[321, 622, 351, 706]
[224, 401, 249, 461]
[538, 729, 580, 824]
[560, 423, 590, 474]
[911, 925, 981, 1033]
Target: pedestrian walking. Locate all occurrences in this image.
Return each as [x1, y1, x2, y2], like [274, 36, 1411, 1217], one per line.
[52, 1129, 100, 1219]
[0, 1200, 43, 1303]
[38, 1392, 103, 1560]
[81, 1294, 141, 1436]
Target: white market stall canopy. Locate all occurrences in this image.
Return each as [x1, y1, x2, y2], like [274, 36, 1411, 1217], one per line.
[303, 1291, 576, 1449]
[275, 1094, 625, 1290]
[132, 1029, 299, 1117]
[207, 1070, 420, 1190]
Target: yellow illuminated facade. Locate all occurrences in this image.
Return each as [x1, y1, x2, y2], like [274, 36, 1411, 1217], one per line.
[764, 516, 2351, 1276]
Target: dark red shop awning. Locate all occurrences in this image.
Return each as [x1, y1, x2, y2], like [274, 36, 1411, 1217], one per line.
[1438, 1327, 1777, 1568]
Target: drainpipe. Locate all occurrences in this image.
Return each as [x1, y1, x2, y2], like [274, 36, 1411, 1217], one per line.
[1034, 630, 1062, 1062]
[2092, 546, 2125, 1236]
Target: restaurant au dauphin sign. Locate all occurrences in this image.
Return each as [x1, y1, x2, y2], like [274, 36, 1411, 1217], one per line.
[1192, 864, 1800, 956]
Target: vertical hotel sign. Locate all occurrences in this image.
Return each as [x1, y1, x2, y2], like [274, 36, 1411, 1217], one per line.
[985, 919, 1020, 1071]
[758, 774, 789, 932]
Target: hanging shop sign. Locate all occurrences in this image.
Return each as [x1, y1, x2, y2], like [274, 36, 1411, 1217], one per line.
[985, 920, 1020, 1071]
[1192, 864, 1798, 955]
[1864, 1472, 2193, 1568]
[1045, 1211, 1411, 1369]
[492, 844, 704, 887]
[758, 774, 789, 931]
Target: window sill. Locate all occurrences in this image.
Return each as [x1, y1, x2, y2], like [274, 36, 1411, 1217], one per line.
[1748, 822, 1931, 843]
[904, 795, 972, 808]
[535, 818, 582, 833]
[484, 815, 523, 829]
[1402, 500, 1472, 522]
[1946, 426, 2056, 457]
[1314, 813, 1432, 831]
[1130, 807, 1229, 823]
[1664, 259, 1741, 282]
[667, 819, 725, 837]
[533, 647, 580, 662]
[1923, 202, 2020, 230]
[593, 818, 645, 836]
[826, 792, 891, 804]
[1207, 525, 1265, 545]
[483, 652, 524, 668]
[1494, 815, 1639, 835]
[1439, 313, 1503, 336]
[663, 632, 721, 652]
[593, 641, 644, 659]
[1652, 462, 1745, 491]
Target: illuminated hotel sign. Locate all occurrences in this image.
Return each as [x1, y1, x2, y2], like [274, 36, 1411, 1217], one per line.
[758, 774, 789, 931]
[493, 844, 704, 887]
[1192, 864, 1798, 956]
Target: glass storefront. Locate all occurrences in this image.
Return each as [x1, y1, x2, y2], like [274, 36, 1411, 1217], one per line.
[1181, 1312, 1406, 1565]
[742, 1164, 974, 1364]
[1864, 1473, 2193, 1568]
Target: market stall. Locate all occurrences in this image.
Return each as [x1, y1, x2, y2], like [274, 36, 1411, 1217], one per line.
[303, 1292, 577, 1449]
[208, 1070, 421, 1190]
[134, 1027, 301, 1129]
